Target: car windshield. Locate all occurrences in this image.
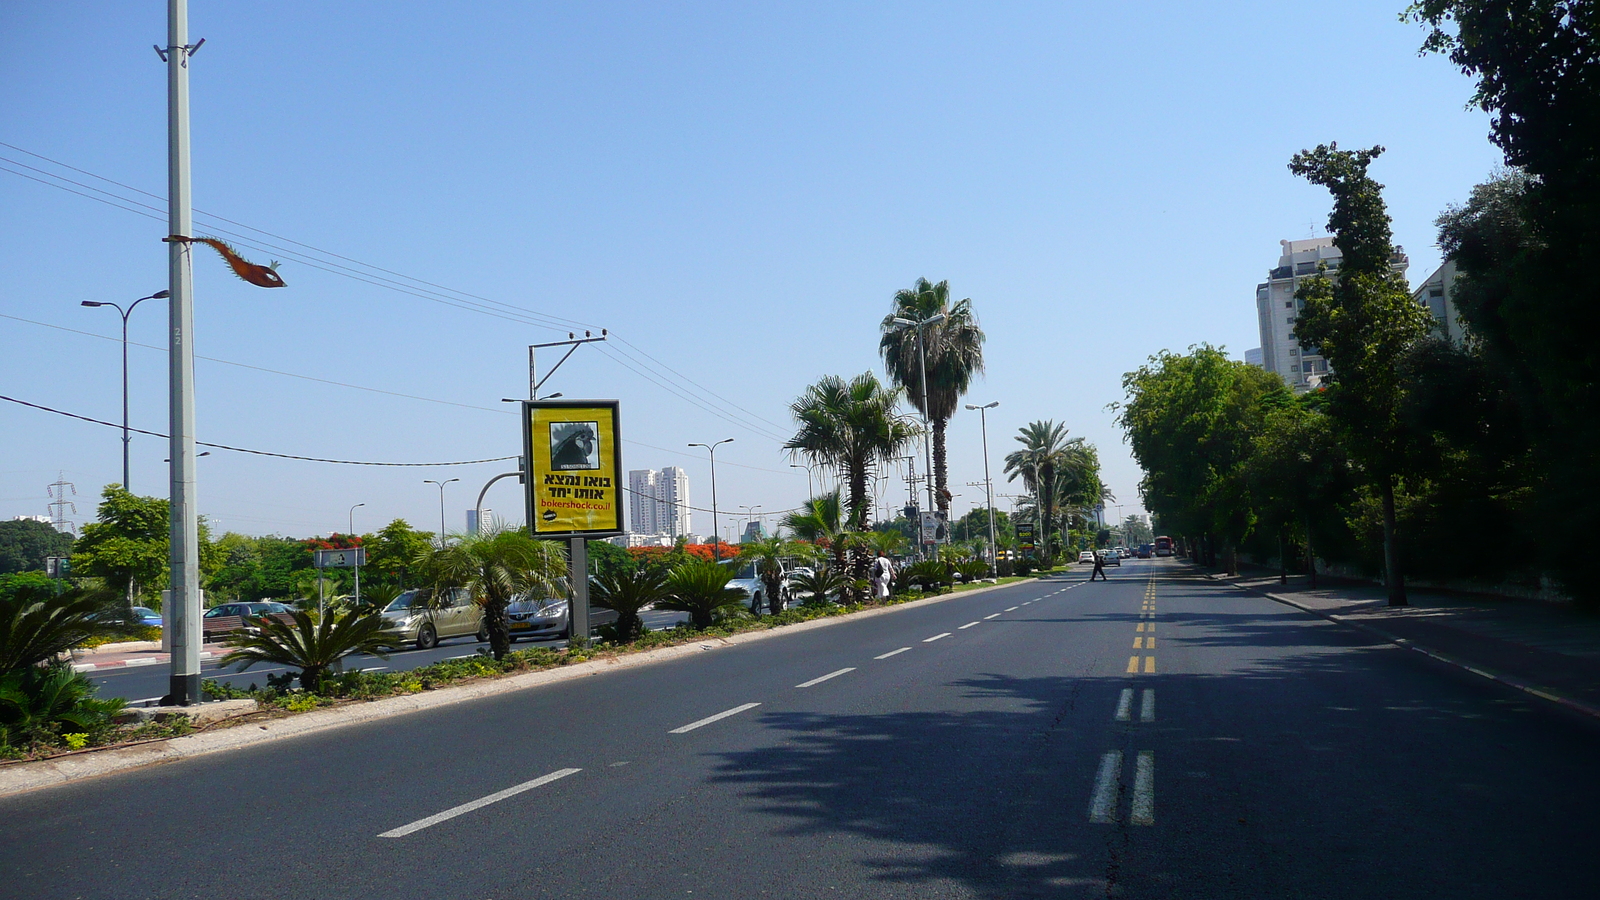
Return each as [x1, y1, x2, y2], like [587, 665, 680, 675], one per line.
[383, 591, 426, 613]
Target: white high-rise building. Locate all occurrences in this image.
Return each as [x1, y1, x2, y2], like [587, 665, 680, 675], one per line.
[1412, 260, 1467, 343]
[627, 466, 691, 537]
[1254, 237, 1409, 392]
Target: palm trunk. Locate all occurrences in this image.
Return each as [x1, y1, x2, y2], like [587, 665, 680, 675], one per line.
[1381, 474, 1407, 607]
[933, 418, 949, 517]
[485, 596, 511, 660]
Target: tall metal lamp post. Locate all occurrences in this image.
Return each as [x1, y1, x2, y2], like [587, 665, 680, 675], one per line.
[688, 439, 733, 560]
[965, 401, 999, 577]
[82, 290, 169, 492]
[738, 504, 763, 542]
[348, 502, 365, 606]
[423, 479, 458, 547]
[890, 312, 945, 559]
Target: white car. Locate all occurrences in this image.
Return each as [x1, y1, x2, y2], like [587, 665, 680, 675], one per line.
[725, 560, 789, 614]
[1099, 550, 1120, 567]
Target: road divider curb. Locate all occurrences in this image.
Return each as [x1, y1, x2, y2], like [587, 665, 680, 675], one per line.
[0, 575, 1033, 798]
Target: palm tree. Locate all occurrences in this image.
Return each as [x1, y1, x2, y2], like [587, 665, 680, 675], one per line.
[879, 278, 986, 518]
[785, 373, 919, 533]
[589, 567, 668, 643]
[790, 564, 848, 606]
[737, 536, 812, 616]
[220, 607, 399, 691]
[415, 526, 567, 660]
[0, 583, 131, 673]
[782, 490, 850, 587]
[1004, 421, 1071, 567]
[786, 374, 919, 590]
[659, 558, 749, 629]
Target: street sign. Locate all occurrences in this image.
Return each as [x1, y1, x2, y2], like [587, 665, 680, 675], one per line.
[523, 399, 625, 538]
[314, 548, 366, 568]
[1016, 523, 1036, 551]
[45, 556, 70, 578]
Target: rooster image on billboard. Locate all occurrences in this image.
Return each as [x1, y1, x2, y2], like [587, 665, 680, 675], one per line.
[523, 400, 624, 537]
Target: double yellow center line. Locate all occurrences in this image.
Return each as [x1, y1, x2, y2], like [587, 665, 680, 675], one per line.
[1128, 574, 1158, 674]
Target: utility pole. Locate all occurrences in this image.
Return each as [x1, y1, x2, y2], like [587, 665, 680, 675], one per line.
[162, 0, 203, 706]
[966, 401, 999, 577]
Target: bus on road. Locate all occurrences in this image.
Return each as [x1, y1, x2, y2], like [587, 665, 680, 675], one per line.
[1154, 536, 1174, 557]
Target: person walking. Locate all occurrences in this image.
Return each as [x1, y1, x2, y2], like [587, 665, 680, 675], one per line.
[870, 551, 895, 600]
[1090, 549, 1108, 581]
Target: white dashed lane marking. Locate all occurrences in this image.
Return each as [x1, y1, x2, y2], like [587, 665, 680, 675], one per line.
[795, 668, 855, 688]
[669, 702, 761, 734]
[875, 647, 911, 659]
[959, 621, 980, 630]
[923, 633, 952, 643]
[983, 613, 1001, 620]
[379, 768, 582, 837]
[1088, 752, 1122, 824]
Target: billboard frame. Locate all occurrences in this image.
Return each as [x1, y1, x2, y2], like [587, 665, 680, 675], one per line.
[521, 399, 625, 539]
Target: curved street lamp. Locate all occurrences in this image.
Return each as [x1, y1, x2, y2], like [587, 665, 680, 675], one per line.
[81, 290, 169, 491]
[423, 479, 459, 547]
[688, 439, 733, 560]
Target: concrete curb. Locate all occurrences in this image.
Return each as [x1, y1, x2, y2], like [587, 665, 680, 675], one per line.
[1195, 566, 1600, 723]
[72, 651, 222, 673]
[0, 575, 1036, 798]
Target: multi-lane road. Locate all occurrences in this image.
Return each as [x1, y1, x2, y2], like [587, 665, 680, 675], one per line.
[6, 559, 1598, 898]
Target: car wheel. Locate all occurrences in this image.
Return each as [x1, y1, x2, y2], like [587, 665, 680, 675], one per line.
[477, 622, 491, 643]
[416, 624, 438, 650]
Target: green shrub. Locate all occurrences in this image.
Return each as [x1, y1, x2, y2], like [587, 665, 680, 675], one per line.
[0, 663, 124, 750]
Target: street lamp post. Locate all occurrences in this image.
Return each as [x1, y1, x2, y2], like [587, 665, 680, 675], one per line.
[348, 502, 365, 607]
[891, 312, 946, 559]
[965, 401, 999, 578]
[791, 463, 814, 498]
[688, 439, 733, 561]
[738, 504, 763, 542]
[423, 479, 458, 547]
[82, 290, 169, 492]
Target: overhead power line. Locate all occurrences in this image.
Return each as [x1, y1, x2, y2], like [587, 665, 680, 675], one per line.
[0, 394, 517, 467]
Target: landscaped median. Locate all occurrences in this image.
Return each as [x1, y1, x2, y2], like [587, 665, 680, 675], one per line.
[0, 574, 1047, 797]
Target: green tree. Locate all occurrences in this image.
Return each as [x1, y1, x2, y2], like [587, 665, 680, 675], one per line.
[586, 539, 638, 582]
[879, 278, 986, 517]
[782, 490, 852, 588]
[0, 520, 74, 576]
[363, 519, 434, 594]
[71, 486, 170, 607]
[1290, 144, 1437, 605]
[417, 527, 567, 660]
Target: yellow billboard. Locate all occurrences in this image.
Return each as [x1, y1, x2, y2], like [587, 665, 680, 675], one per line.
[523, 400, 624, 537]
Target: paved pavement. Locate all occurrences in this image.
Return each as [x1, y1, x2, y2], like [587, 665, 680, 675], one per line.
[6, 559, 1599, 898]
[1217, 564, 1600, 716]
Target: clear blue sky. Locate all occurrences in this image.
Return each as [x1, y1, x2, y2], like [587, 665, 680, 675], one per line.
[1, 2, 1500, 539]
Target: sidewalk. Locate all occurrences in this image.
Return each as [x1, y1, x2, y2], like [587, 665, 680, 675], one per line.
[68, 640, 226, 673]
[1204, 563, 1600, 719]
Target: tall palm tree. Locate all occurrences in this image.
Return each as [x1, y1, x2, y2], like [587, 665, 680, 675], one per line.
[1003, 420, 1071, 567]
[415, 526, 567, 660]
[786, 374, 918, 590]
[879, 278, 986, 518]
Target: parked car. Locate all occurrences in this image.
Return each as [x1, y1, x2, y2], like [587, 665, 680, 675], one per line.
[1099, 550, 1120, 567]
[1078, 550, 1097, 564]
[724, 560, 789, 614]
[1118, 547, 1133, 559]
[379, 588, 487, 650]
[130, 606, 162, 628]
[200, 601, 295, 641]
[504, 593, 619, 641]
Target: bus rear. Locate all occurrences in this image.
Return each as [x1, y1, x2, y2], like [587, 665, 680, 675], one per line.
[1154, 536, 1173, 557]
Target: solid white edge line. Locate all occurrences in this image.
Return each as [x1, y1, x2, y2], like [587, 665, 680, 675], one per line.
[669, 702, 762, 734]
[796, 667, 856, 688]
[983, 613, 1001, 620]
[922, 633, 952, 643]
[959, 621, 980, 630]
[874, 647, 911, 659]
[1140, 689, 1155, 723]
[1115, 688, 1134, 722]
[379, 768, 582, 838]
[1088, 751, 1122, 823]
[1131, 751, 1155, 825]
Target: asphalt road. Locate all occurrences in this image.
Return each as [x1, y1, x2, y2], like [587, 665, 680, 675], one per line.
[87, 609, 693, 703]
[7, 559, 1599, 898]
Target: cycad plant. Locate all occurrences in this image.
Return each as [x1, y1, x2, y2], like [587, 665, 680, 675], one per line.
[790, 564, 848, 606]
[0, 663, 124, 750]
[660, 558, 749, 629]
[589, 567, 669, 643]
[0, 583, 132, 673]
[783, 490, 851, 589]
[220, 607, 400, 692]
